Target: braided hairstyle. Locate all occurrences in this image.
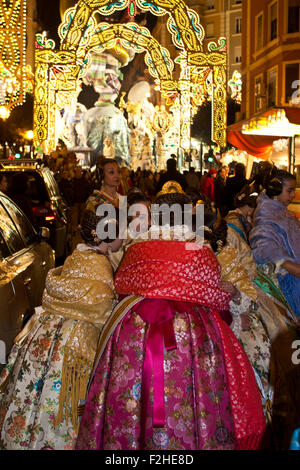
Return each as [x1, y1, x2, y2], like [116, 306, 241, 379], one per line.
[80, 207, 119, 246]
[203, 218, 228, 253]
[155, 192, 193, 227]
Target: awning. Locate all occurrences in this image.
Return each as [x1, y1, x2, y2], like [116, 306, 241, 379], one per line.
[227, 107, 300, 159]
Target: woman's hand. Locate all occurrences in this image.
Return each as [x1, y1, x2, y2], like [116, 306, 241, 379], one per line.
[220, 281, 241, 303]
[282, 260, 300, 278]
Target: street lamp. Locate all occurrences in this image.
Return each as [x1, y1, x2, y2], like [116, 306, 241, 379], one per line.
[0, 106, 9, 120]
[25, 130, 34, 158]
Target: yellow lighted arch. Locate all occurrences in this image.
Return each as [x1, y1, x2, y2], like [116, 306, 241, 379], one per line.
[60, 0, 203, 53]
[33, 0, 227, 154]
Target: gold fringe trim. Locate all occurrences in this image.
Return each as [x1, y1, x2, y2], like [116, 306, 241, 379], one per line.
[55, 346, 92, 431]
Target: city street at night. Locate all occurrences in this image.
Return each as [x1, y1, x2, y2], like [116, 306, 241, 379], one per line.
[0, 0, 299, 453]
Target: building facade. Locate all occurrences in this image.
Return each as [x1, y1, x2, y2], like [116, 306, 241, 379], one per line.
[242, 0, 300, 120]
[152, 0, 243, 97]
[200, 0, 243, 86]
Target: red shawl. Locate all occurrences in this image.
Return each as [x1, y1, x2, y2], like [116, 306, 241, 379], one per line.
[115, 240, 231, 311]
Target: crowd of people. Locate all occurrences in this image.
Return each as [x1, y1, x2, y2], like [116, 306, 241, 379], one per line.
[0, 152, 299, 451]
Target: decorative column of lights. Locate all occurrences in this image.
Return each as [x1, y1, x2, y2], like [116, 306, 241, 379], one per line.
[177, 54, 192, 154]
[33, 0, 227, 152]
[33, 32, 82, 153]
[0, 0, 27, 119]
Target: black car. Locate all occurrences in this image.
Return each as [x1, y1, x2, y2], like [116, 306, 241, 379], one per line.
[0, 159, 71, 261]
[0, 190, 55, 356]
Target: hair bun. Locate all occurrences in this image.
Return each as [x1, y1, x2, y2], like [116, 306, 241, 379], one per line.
[266, 177, 282, 198]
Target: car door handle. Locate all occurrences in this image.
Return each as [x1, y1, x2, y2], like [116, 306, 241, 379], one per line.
[24, 277, 32, 286]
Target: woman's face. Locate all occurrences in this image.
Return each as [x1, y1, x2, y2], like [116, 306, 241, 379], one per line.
[103, 163, 121, 188]
[129, 201, 151, 235]
[278, 179, 296, 207]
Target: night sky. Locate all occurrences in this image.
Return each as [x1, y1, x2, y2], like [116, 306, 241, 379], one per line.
[36, 0, 61, 45]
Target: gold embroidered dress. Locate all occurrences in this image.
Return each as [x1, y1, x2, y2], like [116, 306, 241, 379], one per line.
[0, 248, 116, 450]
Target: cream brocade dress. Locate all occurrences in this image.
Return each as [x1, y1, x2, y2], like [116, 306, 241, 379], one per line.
[0, 249, 116, 450]
[217, 229, 272, 411]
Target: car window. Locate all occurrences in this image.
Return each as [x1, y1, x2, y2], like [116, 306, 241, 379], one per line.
[0, 196, 37, 247]
[43, 169, 61, 198]
[1, 170, 49, 205]
[26, 172, 49, 205]
[0, 202, 24, 255]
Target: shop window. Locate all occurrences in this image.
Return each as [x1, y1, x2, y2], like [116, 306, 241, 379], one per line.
[285, 62, 299, 103]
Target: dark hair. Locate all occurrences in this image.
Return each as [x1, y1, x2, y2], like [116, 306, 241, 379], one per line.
[155, 192, 191, 206]
[80, 208, 119, 246]
[204, 219, 228, 253]
[154, 192, 192, 227]
[97, 158, 119, 185]
[127, 188, 146, 205]
[127, 192, 151, 207]
[185, 187, 201, 206]
[258, 161, 275, 185]
[234, 163, 246, 179]
[234, 184, 258, 209]
[266, 170, 296, 198]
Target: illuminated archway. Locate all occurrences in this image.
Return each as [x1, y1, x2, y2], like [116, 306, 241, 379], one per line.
[33, 0, 227, 155]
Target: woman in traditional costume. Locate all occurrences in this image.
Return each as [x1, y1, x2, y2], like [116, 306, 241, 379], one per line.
[0, 209, 121, 450]
[250, 170, 300, 319]
[249, 171, 300, 448]
[85, 158, 125, 212]
[76, 191, 266, 451]
[207, 183, 298, 448]
[225, 184, 298, 341]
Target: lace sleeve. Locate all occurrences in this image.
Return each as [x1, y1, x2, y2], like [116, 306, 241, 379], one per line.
[229, 290, 253, 338]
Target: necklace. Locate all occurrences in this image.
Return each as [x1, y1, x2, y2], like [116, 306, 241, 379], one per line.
[100, 188, 119, 207]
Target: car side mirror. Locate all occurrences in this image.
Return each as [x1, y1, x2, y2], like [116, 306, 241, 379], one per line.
[39, 227, 50, 241]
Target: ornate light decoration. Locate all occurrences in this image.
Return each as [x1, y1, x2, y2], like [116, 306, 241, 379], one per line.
[0, 0, 27, 118]
[33, 0, 227, 155]
[228, 70, 242, 104]
[150, 105, 171, 134]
